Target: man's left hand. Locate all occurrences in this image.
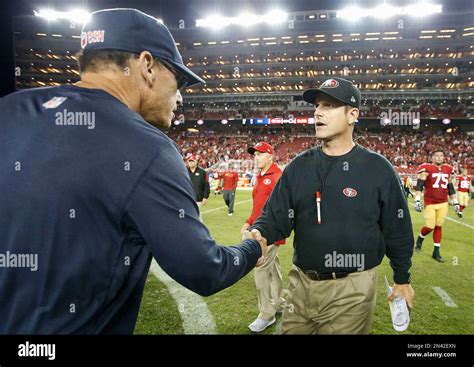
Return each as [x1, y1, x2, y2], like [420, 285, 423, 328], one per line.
[388, 283, 415, 309]
[202, 198, 208, 206]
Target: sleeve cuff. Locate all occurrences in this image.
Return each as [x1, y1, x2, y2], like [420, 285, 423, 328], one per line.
[242, 239, 262, 258]
[393, 272, 411, 284]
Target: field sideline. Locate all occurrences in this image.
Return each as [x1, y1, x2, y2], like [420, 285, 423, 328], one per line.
[135, 190, 474, 334]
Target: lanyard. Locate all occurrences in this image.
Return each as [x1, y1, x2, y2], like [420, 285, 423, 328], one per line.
[314, 148, 337, 224]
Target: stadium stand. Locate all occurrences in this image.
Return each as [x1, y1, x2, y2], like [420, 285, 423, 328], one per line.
[168, 126, 473, 174]
[11, 4, 474, 178]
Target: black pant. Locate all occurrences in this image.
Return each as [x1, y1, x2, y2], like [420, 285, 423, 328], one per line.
[223, 189, 236, 213]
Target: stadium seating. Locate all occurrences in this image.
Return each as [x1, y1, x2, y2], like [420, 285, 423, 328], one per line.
[170, 127, 473, 174]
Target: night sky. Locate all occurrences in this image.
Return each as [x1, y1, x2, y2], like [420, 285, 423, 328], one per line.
[14, 0, 474, 21]
[0, 0, 471, 96]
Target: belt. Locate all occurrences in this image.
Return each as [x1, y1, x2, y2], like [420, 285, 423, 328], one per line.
[303, 270, 352, 281]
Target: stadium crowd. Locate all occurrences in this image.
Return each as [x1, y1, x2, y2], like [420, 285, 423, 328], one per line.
[181, 100, 470, 120]
[169, 127, 473, 175]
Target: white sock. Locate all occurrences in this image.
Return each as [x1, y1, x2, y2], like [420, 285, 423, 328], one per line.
[434, 243, 440, 247]
[419, 233, 426, 238]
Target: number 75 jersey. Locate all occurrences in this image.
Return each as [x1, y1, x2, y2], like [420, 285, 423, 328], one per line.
[417, 163, 454, 206]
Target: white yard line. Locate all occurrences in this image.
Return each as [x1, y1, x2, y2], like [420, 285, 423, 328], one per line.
[149, 260, 217, 334]
[201, 199, 252, 214]
[408, 203, 474, 229]
[444, 216, 474, 230]
[432, 287, 458, 308]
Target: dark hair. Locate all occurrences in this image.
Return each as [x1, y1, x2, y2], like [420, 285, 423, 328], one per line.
[432, 149, 444, 155]
[76, 49, 163, 73]
[76, 49, 136, 73]
[344, 105, 353, 113]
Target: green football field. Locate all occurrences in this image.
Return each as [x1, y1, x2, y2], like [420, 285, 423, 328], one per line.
[134, 190, 474, 334]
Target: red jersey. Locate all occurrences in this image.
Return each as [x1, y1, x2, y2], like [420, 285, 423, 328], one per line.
[246, 163, 285, 245]
[222, 171, 239, 190]
[457, 175, 472, 193]
[417, 163, 453, 205]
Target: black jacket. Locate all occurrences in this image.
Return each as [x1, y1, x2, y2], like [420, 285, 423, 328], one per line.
[188, 166, 210, 202]
[251, 145, 413, 284]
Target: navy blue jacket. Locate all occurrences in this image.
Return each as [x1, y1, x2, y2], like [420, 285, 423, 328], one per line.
[0, 85, 260, 334]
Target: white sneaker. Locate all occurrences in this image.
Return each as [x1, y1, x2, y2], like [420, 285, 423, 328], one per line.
[248, 316, 276, 333]
[228, 213, 233, 216]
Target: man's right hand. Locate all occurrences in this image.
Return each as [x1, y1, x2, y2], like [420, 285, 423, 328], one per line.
[242, 229, 267, 263]
[415, 200, 423, 212]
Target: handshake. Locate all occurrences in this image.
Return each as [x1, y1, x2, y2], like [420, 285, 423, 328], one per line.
[240, 223, 267, 267]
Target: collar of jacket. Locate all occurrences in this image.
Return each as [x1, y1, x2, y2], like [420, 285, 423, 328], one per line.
[260, 162, 279, 177]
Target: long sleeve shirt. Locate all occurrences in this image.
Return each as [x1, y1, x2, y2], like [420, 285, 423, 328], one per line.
[251, 145, 413, 284]
[0, 85, 261, 334]
[188, 166, 210, 202]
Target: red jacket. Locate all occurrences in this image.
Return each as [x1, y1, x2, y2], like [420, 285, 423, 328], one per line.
[246, 163, 285, 245]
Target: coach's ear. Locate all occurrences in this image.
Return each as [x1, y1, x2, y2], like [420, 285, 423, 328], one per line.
[348, 107, 359, 125]
[137, 51, 156, 87]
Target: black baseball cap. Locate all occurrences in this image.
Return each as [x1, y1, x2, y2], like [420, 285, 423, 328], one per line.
[303, 77, 361, 108]
[80, 8, 205, 87]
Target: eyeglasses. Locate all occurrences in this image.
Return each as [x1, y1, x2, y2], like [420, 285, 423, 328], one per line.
[159, 59, 188, 90]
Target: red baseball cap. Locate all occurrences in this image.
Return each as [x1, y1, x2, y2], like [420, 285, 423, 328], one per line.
[248, 142, 274, 155]
[186, 154, 197, 161]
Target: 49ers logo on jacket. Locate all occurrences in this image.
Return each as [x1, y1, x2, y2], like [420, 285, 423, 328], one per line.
[343, 187, 358, 197]
[321, 79, 339, 88]
[263, 178, 272, 185]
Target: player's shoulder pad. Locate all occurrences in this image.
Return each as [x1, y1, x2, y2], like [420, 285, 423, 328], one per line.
[417, 162, 430, 173]
[442, 164, 454, 173]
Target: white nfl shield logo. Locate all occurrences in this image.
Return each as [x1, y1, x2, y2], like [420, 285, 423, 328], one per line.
[42, 96, 67, 109]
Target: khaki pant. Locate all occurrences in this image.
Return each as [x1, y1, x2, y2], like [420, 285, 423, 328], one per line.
[424, 202, 448, 228]
[254, 245, 285, 320]
[282, 265, 377, 334]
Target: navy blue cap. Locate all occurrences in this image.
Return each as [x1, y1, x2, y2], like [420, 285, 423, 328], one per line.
[80, 8, 205, 87]
[303, 77, 361, 108]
